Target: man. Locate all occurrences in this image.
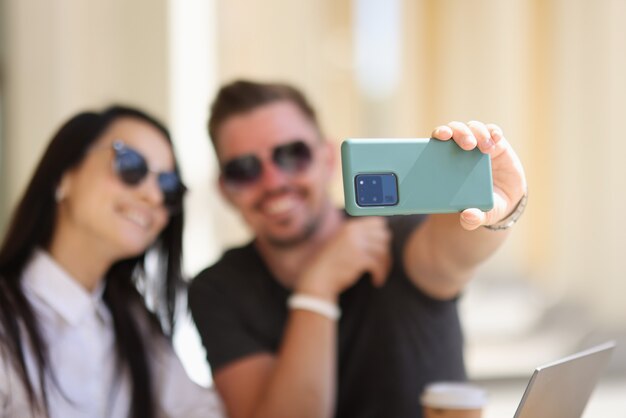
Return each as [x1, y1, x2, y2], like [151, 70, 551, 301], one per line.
[189, 80, 527, 418]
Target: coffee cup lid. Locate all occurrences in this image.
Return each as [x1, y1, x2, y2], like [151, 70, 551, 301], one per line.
[420, 382, 487, 409]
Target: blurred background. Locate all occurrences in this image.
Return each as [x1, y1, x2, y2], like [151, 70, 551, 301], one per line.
[1, 0, 625, 416]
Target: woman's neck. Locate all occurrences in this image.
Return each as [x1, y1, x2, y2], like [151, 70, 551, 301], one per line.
[47, 224, 114, 293]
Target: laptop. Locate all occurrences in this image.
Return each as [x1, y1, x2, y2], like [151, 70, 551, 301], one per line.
[513, 341, 616, 418]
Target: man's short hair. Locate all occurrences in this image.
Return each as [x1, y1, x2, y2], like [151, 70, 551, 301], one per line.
[208, 80, 321, 147]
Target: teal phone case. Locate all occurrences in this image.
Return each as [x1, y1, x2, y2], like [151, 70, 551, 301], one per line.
[341, 138, 494, 216]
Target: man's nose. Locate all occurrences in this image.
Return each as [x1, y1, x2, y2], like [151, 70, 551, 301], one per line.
[258, 160, 288, 189]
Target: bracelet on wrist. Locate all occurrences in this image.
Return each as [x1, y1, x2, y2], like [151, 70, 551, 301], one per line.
[484, 191, 528, 231]
[287, 293, 341, 321]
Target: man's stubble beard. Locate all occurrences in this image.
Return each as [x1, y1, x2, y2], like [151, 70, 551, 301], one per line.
[264, 214, 320, 249]
[254, 184, 331, 249]
[263, 198, 335, 249]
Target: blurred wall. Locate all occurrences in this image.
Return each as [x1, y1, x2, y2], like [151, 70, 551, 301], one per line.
[547, 0, 626, 327]
[1, 0, 170, 212]
[2, 0, 626, 331]
[210, 0, 626, 327]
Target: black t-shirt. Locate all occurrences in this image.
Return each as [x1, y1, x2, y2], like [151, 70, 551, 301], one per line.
[189, 215, 466, 418]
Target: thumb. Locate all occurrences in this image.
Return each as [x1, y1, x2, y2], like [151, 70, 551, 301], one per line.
[460, 208, 486, 231]
[461, 193, 509, 230]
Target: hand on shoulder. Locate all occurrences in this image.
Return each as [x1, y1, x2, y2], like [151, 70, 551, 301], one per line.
[296, 217, 392, 300]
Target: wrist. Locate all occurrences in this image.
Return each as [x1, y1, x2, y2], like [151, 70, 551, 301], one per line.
[295, 282, 338, 303]
[287, 293, 341, 321]
[296, 270, 339, 303]
[484, 191, 528, 231]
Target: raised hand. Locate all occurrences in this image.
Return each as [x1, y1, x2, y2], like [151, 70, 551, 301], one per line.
[432, 121, 527, 231]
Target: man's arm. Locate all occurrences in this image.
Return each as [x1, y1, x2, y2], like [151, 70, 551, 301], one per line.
[404, 121, 527, 299]
[213, 310, 336, 418]
[149, 332, 226, 418]
[211, 217, 392, 418]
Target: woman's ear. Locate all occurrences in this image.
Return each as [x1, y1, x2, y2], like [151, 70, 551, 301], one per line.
[55, 174, 72, 202]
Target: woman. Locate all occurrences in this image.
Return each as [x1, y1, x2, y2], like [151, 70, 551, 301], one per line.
[0, 106, 223, 417]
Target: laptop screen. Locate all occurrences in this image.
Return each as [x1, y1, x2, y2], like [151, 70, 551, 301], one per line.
[513, 341, 616, 418]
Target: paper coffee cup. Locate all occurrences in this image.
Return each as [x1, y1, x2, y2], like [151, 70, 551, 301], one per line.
[420, 382, 487, 418]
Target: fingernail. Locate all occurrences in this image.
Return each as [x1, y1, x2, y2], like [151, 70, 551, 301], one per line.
[484, 138, 494, 149]
[462, 211, 480, 224]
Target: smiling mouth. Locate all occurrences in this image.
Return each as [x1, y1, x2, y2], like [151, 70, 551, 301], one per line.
[263, 195, 300, 215]
[119, 208, 151, 229]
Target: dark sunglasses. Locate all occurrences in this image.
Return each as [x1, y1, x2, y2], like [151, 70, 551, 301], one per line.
[112, 141, 186, 213]
[222, 140, 314, 186]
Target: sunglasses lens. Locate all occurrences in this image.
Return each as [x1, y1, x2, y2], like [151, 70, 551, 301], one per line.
[113, 142, 184, 214]
[273, 141, 312, 173]
[223, 155, 262, 185]
[158, 172, 185, 213]
[115, 147, 148, 185]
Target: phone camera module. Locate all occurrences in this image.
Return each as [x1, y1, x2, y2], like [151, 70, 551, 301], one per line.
[355, 173, 398, 207]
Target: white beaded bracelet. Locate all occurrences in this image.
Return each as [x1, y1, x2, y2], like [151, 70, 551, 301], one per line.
[287, 294, 341, 321]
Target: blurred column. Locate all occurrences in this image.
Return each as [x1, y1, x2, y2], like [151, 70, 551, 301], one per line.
[603, 0, 626, 325]
[526, 0, 558, 285]
[396, 0, 626, 328]
[549, 0, 626, 326]
[1, 0, 170, 232]
[168, 0, 219, 387]
[353, 0, 402, 136]
[168, 0, 220, 276]
[398, 0, 533, 279]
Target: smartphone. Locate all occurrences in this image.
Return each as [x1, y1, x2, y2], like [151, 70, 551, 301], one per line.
[341, 138, 494, 216]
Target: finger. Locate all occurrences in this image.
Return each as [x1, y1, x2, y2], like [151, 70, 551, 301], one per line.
[467, 121, 495, 154]
[432, 125, 453, 140]
[356, 222, 389, 252]
[448, 121, 477, 150]
[367, 249, 391, 287]
[359, 218, 392, 242]
[344, 218, 378, 243]
[365, 237, 391, 260]
[368, 259, 385, 287]
[485, 123, 504, 145]
[484, 123, 512, 159]
[367, 224, 392, 245]
[460, 208, 486, 231]
[353, 234, 388, 269]
[355, 216, 386, 231]
[461, 192, 509, 230]
[361, 216, 388, 228]
[359, 234, 390, 281]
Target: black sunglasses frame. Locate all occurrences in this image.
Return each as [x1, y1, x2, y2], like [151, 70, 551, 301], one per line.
[221, 140, 314, 186]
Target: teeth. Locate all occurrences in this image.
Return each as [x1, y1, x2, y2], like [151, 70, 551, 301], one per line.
[122, 210, 150, 228]
[264, 196, 297, 215]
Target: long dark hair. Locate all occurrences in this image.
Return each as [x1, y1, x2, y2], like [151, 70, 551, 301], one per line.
[0, 105, 185, 418]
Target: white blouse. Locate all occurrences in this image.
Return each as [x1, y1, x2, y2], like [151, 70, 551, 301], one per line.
[0, 250, 225, 418]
